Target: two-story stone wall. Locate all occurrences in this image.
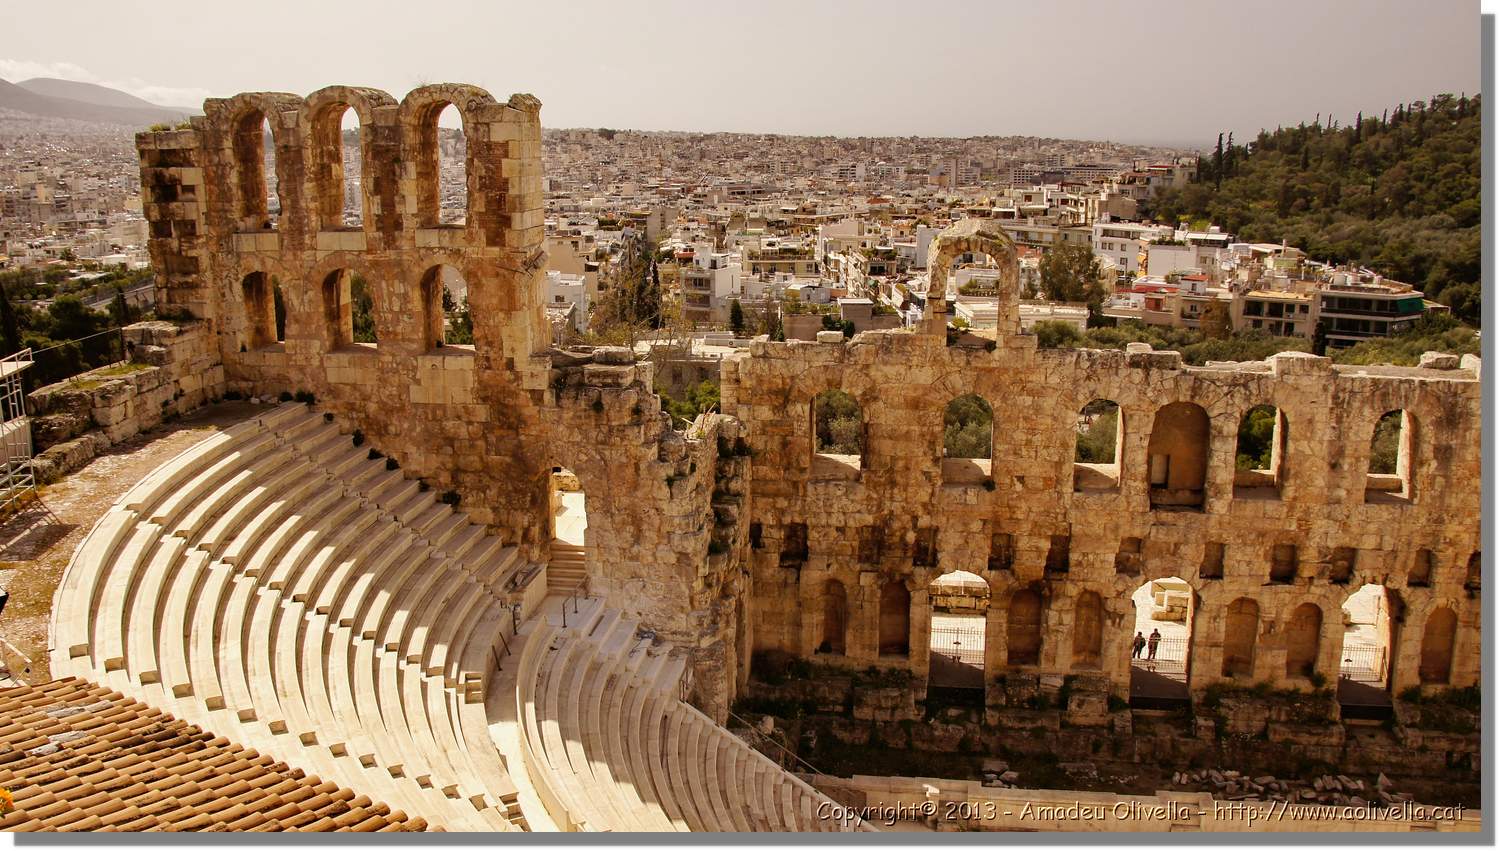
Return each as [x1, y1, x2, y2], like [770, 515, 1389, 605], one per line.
[135, 85, 748, 719]
[721, 220, 1481, 706]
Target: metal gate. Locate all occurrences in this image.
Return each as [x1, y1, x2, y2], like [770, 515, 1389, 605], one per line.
[929, 616, 985, 689]
[1339, 642, 1387, 684]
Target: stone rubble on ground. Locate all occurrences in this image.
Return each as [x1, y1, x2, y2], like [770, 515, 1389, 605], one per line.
[1172, 768, 1416, 807]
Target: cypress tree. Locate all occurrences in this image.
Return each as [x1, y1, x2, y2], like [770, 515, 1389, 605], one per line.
[0, 284, 19, 357]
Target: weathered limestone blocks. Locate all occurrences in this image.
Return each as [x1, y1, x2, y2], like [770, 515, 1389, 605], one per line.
[27, 320, 226, 482]
[726, 307, 1482, 704]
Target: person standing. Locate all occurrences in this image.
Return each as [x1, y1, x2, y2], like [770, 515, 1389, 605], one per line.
[1147, 629, 1162, 661]
[1131, 631, 1146, 659]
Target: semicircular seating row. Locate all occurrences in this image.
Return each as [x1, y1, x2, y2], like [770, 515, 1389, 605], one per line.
[51, 403, 532, 831]
[488, 596, 872, 832]
[51, 402, 870, 833]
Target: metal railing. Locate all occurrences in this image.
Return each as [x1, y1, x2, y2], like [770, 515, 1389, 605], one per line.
[1339, 642, 1387, 684]
[1130, 636, 1188, 680]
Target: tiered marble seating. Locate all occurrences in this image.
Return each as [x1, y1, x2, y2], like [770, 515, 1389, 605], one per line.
[51, 403, 531, 832]
[499, 593, 868, 832]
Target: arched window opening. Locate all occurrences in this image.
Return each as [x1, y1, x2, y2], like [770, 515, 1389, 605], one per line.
[1074, 399, 1122, 491]
[351, 273, 377, 345]
[437, 104, 467, 226]
[927, 571, 989, 689]
[877, 581, 910, 658]
[817, 579, 847, 655]
[548, 467, 587, 594]
[1365, 410, 1415, 503]
[812, 389, 863, 476]
[1234, 404, 1287, 499]
[1072, 591, 1104, 670]
[1418, 607, 1456, 685]
[1005, 588, 1043, 666]
[419, 265, 474, 351]
[1131, 577, 1193, 696]
[232, 111, 278, 231]
[1465, 551, 1480, 591]
[240, 272, 277, 350]
[1339, 585, 1394, 696]
[1285, 602, 1323, 680]
[311, 104, 363, 230]
[942, 394, 992, 482]
[320, 268, 368, 351]
[1222, 597, 1259, 679]
[1148, 402, 1209, 510]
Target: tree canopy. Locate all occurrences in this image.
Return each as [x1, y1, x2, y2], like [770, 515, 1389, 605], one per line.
[1148, 94, 1481, 324]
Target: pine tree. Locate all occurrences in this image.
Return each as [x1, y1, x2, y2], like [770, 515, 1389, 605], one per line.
[1353, 111, 1362, 143]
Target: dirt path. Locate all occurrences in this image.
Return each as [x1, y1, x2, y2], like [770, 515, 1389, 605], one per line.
[0, 401, 265, 684]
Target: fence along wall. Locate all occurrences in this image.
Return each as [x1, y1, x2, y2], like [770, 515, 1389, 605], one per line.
[722, 219, 1481, 703]
[135, 85, 749, 720]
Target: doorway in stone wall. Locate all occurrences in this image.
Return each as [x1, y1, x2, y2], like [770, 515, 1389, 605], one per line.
[547, 467, 587, 593]
[1337, 584, 1397, 720]
[1129, 576, 1193, 707]
[927, 571, 988, 689]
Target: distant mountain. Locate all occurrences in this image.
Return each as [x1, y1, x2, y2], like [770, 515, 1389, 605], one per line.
[0, 77, 195, 127]
[18, 77, 193, 112]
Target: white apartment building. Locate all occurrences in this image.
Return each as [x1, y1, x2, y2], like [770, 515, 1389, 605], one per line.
[546, 270, 590, 334]
[1092, 222, 1171, 275]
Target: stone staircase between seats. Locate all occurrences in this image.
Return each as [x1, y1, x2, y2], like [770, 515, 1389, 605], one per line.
[488, 593, 872, 832]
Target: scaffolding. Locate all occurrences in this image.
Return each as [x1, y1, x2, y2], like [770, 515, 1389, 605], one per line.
[0, 348, 36, 515]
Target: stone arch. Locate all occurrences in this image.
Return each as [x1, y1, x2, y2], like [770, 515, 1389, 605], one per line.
[1285, 602, 1323, 679]
[1147, 401, 1210, 510]
[1005, 587, 1044, 666]
[418, 264, 474, 350]
[1074, 398, 1123, 491]
[1222, 597, 1259, 679]
[817, 578, 848, 655]
[302, 86, 393, 231]
[239, 271, 278, 349]
[877, 580, 910, 657]
[218, 92, 300, 232]
[1338, 583, 1397, 688]
[1072, 590, 1103, 669]
[923, 219, 1020, 334]
[310, 254, 381, 350]
[400, 84, 496, 229]
[1234, 403, 1288, 498]
[1418, 606, 1457, 684]
[1365, 409, 1417, 503]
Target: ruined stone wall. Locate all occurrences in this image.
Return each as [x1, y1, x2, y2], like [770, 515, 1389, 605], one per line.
[27, 320, 225, 482]
[722, 227, 1481, 705]
[135, 85, 747, 718]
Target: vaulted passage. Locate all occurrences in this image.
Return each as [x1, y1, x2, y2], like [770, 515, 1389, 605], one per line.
[1130, 577, 1192, 704]
[927, 571, 988, 688]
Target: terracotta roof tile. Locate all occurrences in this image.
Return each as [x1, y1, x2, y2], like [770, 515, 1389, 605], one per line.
[0, 679, 425, 832]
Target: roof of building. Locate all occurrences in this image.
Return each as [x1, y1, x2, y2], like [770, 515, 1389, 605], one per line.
[0, 678, 427, 833]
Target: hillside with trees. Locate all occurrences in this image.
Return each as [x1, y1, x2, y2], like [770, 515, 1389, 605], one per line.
[1147, 94, 1481, 324]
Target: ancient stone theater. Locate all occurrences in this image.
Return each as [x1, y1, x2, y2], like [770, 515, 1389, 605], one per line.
[0, 82, 1481, 833]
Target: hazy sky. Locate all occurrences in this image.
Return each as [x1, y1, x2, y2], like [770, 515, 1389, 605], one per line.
[3, 0, 1482, 146]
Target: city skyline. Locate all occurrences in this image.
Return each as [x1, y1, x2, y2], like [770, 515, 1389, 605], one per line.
[3, 0, 1482, 146]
